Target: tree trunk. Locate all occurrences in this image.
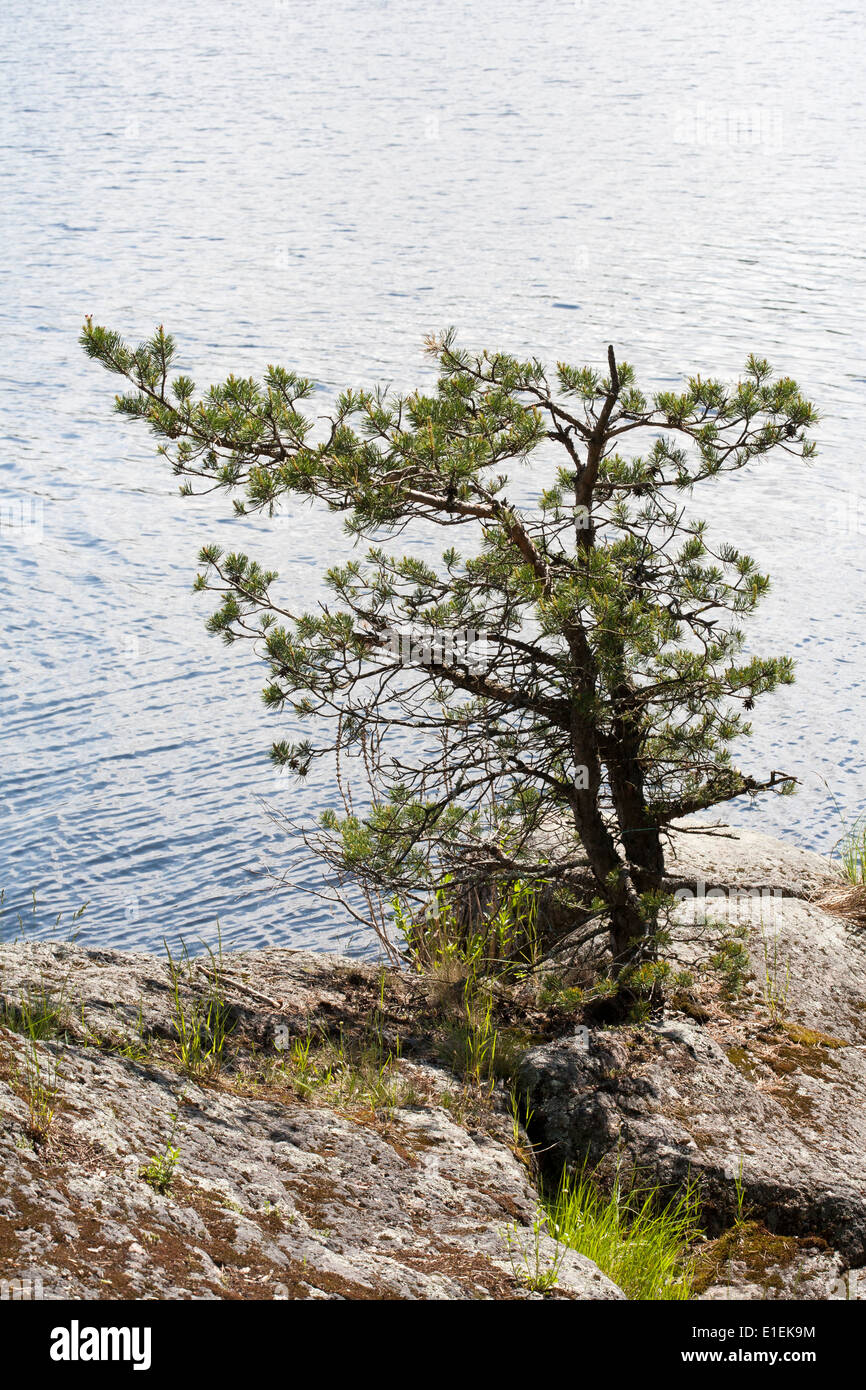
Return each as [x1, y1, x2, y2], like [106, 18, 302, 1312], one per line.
[607, 755, 664, 893]
[566, 754, 650, 967]
[606, 681, 665, 896]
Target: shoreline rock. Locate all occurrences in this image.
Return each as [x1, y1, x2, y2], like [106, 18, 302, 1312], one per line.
[0, 942, 620, 1301]
[1, 824, 863, 1301]
[520, 824, 866, 1298]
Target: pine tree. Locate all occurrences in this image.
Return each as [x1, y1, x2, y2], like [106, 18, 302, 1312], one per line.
[81, 320, 818, 973]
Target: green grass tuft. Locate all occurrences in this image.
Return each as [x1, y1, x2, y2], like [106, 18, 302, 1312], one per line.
[545, 1167, 702, 1300]
[836, 814, 866, 885]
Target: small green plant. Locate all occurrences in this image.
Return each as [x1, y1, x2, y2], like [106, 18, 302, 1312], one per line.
[18, 1040, 63, 1144]
[822, 782, 866, 886]
[508, 1086, 534, 1149]
[504, 1216, 565, 1294]
[164, 933, 235, 1078]
[70, 997, 153, 1062]
[546, 1165, 702, 1300]
[437, 984, 502, 1092]
[288, 1033, 314, 1086]
[141, 1106, 182, 1194]
[216, 1193, 244, 1214]
[0, 887, 87, 944]
[110, 1002, 153, 1062]
[506, 1086, 537, 1170]
[460, 990, 498, 1088]
[537, 975, 585, 1012]
[708, 923, 752, 997]
[761, 929, 790, 1024]
[279, 1020, 419, 1116]
[2, 979, 69, 1042]
[619, 957, 673, 1021]
[396, 874, 544, 980]
[836, 814, 866, 885]
[141, 1144, 180, 1194]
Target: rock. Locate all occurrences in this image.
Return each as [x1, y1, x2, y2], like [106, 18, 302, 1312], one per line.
[0, 943, 621, 1301]
[695, 1234, 851, 1301]
[663, 821, 842, 898]
[520, 1016, 866, 1262]
[1, 824, 861, 1301]
[671, 892, 866, 1043]
[519, 869, 866, 1287]
[522, 1006, 866, 1267]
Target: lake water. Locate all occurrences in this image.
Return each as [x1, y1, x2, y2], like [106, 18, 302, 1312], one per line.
[2, 0, 865, 955]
